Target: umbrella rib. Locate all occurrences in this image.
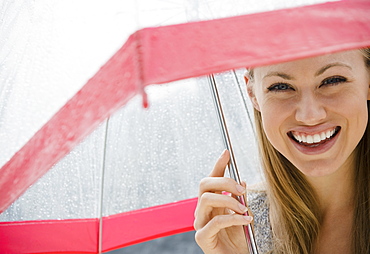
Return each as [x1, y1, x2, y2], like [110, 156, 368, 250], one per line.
[98, 118, 110, 254]
[232, 70, 256, 136]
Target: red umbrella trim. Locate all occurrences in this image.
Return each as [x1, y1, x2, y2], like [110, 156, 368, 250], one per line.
[0, 198, 197, 253]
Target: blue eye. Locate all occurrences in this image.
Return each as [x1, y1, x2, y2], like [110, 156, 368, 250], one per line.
[321, 76, 347, 86]
[267, 83, 292, 92]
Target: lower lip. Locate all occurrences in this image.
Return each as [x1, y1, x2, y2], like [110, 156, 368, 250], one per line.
[289, 130, 340, 155]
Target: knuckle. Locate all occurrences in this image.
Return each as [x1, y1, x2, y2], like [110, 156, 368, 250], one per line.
[199, 177, 208, 186]
[194, 230, 203, 245]
[199, 177, 210, 187]
[193, 219, 199, 231]
[197, 193, 215, 214]
[211, 215, 224, 228]
[193, 206, 198, 218]
[199, 192, 213, 203]
[198, 177, 210, 195]
[224, 177, 237, 186]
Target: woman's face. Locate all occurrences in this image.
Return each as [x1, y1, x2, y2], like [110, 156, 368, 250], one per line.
[249, 50, 370, 177]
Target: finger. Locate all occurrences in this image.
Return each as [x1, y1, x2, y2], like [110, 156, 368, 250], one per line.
[198, 177, 245, 198]
[209, 150, 230, 177]
[241, 180, 247, 189]
[241, 180, 248, 204]
[195, 214, 253, 246]
[194, 192, 249, 230]
[230, 181, 247, 201]
[239, 181, 253, 213]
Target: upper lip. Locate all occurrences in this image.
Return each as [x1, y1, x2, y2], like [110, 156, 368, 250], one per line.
[287, 124, 339, 136]
[287, 125, 341, 144]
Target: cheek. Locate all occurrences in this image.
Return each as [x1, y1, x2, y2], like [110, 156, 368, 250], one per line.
[345, 99, 368, 139]
[331, 90, 368, 129]
[259, 101, 293, 148]
[258, 96, 294, 125]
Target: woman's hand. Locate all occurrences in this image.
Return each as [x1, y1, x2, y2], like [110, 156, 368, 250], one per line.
[194, 150, 253, 254]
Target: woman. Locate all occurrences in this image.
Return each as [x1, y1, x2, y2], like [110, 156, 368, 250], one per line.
[194, 49, 370, 254]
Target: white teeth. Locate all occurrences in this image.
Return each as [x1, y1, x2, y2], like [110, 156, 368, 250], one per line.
[302, 135, 307, 142]
[313, 134, 321, 143]
[296, 134, 301, 141]
[306, 135, 314, 144]
[292, 128, 337, 144]
[320, 132, 326, 140]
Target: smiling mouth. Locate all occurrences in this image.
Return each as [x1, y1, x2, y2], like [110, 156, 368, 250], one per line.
[288, 126, 341, 147]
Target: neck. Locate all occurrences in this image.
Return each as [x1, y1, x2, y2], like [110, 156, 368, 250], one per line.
[307, 152, 356, 214]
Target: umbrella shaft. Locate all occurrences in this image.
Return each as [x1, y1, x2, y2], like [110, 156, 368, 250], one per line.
[208, 75, 259, 254]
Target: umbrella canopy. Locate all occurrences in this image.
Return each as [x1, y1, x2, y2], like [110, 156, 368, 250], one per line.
[1, 0, 369, 253]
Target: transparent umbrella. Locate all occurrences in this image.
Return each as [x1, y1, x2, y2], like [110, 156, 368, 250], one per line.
[0, 0, 369, 253]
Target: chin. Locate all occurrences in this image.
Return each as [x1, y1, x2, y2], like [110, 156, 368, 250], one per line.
[291, 159, 345, 178]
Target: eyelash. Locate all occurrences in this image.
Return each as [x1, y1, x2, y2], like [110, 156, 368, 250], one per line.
[320, 76, 347, 87]
[267, 83, 293, 92]
[267, 76, 348, 92]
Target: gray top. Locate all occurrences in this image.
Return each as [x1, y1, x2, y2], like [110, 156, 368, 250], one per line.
[247, 190, 273, 254]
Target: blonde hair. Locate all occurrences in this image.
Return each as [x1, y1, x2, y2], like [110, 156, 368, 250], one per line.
[250, 48, 370, 254]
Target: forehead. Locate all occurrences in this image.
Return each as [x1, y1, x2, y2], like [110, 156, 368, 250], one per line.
[253, 50, 364, 80]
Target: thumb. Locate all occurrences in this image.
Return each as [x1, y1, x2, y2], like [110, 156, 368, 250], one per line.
[209, 150, 230, 177]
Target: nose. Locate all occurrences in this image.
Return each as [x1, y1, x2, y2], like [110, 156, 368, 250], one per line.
[295, 93, 326, 125]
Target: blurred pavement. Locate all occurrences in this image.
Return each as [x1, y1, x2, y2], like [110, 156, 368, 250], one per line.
[109, 231, 203, 254]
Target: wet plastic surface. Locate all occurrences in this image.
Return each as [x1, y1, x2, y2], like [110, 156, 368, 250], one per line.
[2, 0, 357, 253]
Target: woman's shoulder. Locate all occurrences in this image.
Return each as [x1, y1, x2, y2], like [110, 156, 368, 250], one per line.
[248, 181, 267, 192]
[247, 182, 273, 253]
[247, 182, 268, 209]
[247, 182, 269, 221]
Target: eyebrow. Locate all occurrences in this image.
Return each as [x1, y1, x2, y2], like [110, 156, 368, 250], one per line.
[262, 72, 294, 80]
[314, 62, 352, 76]
[262, 62, 353, 80]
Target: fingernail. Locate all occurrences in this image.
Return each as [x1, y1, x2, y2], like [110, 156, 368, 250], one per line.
[236, 184, 245, 194]
[220, 149, 227, 157]
[238, 203, 248, 213]
[244, 216, 253, 222]
[222, 191, 231, 196]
